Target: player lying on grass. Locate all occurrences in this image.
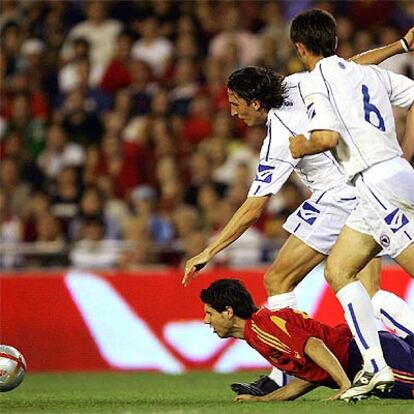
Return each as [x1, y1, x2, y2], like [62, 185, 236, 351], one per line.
[184, 26, 414, 395]
[200, 279, 414, 402]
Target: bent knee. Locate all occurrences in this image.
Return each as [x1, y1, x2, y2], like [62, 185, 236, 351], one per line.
[324, 260, 358, 292]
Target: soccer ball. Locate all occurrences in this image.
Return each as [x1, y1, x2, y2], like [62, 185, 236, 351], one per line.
[0, 345, 27, 392]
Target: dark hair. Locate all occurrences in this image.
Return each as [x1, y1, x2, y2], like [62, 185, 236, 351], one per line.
[290, 9, 337, 57]
[227, 67, 287, 110]
[200, 279, 258, 319]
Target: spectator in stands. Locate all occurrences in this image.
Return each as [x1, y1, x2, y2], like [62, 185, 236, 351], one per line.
[72, 58, 113, 114]
[209, 4, 259, 66]
[173, 204, 201, 241]
[26, 211, 68, 267]
[0, 157, 31, 217]
[256, 2, 290, 73]
[174, 34, 200, 62]
[60, 88, 103, 145]
[197, 182, 222, 230]
[100, 31, 134, 94]
[37, 123, 84, 180]
[119, 215, 157, 267]
[129, 184, 174, 245]
[184, 151, 226, 206]
[1, 22, 21, 76]
[150, 87, 171, 117]
[59, 37, 91, 94]
[50, 166, 82, 234]
[61, 1, 123, 86]
[4, 92, 46, 157]
[69, 185, 120, 241]
[35, 211, 65, 243]
[19, 38, 54, 114]
[131, 15, 173, 79]
[128, 58, 154, 115]
[200, 57, 229, 111]
[181, 94, 212, 146]
[0, 188, 23, 268]
[21, 190, 52, 242]
[170, 57, 200, 117]
[69, 215, 120, 269]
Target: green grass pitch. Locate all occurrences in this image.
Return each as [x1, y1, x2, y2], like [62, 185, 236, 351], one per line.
[1, 372, 412, 414]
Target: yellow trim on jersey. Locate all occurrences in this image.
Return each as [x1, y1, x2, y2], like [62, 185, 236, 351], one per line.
[293, 309, 311, 319]
[270, 316, 291, 337]
[252, 330, 289, 354]
[251, 322, 291, 353]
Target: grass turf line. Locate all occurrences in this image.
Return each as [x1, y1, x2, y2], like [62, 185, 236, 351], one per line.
[0, 372, 412, 414]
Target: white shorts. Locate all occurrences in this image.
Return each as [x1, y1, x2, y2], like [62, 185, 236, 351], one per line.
[283, 184, 358, 255]
[346, 157, 414, 258]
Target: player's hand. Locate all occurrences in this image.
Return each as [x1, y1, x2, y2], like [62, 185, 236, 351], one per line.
[182, 250, 213, 286]
[324, 385, 350, 401]
[289, 134, 306, 158]
[234, 394, 262, 403]
[403, 27, 414, 51]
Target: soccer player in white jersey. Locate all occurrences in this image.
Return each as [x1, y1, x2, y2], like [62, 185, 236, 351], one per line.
[182, 29, 414, 399]
[288, 9, 414, 401]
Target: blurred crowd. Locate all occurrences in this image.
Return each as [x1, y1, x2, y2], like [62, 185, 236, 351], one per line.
[0, 0, 413, 270]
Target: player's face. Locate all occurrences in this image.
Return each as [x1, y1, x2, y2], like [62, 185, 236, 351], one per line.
[204, 304, 233, 338]
[227, 89, 263, 126]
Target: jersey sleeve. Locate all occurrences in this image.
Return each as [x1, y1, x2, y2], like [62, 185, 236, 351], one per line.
[382, 68, 414, 109]
[299, 73, 342, 134]
[248, 134, 299, 198]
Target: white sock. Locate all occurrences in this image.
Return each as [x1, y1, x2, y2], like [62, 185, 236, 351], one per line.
[268, 367, 292, 387]
[336, 281, 387, 373]
[371, 290, 414, 337]
[267, 292, 298, 310]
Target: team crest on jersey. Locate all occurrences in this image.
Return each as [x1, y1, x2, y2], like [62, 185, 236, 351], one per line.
[379, 233, 391, 248]
[338, 62, 346, 69]
[306, 103, 316, 120]
[284, 100, 293, 107]
[384, 208, 409, 233]
[254, 164, 275, 183]
[297, 202, 320, 225]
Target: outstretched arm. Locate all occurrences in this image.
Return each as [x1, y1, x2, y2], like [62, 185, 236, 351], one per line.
[350, 27, 414, 65]
[235, 377, 317, 402]
[304, 337, 351, 400]
[182, 195, 269, 286]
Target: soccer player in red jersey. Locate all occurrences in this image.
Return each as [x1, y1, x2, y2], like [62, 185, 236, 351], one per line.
[200, 279, 414, 402]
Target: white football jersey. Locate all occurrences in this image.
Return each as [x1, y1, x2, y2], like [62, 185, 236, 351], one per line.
[248, 73, 346, 198]
[299, 55, 414, 181]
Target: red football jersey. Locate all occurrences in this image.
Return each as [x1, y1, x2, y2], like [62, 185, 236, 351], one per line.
[244, 307, 353, 386]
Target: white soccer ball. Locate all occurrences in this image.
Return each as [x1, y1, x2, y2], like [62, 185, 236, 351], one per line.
[0, 345, 27, 392]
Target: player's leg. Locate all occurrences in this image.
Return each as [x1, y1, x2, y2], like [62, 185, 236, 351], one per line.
[375, 331, 414, 399]
[265, 234, 326, 306]
[358, 258, 414, 337]
[324, 226, 394, 400]
[265, 188, 345, 309]
[346, 332, 414, 400]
